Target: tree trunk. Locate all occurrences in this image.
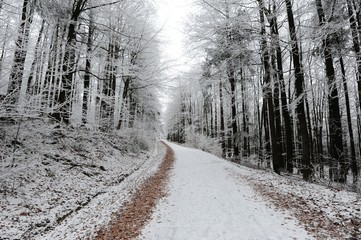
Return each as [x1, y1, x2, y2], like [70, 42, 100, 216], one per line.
[271, 52, 285, 169]
[285, 0, 312, 180]
[241, 71, 249, 157]
[257, 76, 263, 165]
[262, 96, 271, 168]
[258, 0, 282, 174]
[27, 19, 45, 95]
[83, 13, 94, 124]
[44, 21, 61, 110]
[0, 23, 9, 81]
[7, 0, 33, 105]
[346, 0, 361, 122]
[214, 87, 218, 138]
[219, 81, 226, 158]
[340, 55, 357, 182]
[54, 0, 88, 124]
[305, 96, 314, 164]
[263, 0, 294, 173]
[315, 0, 345, 182]
[228, 60, 240, 157]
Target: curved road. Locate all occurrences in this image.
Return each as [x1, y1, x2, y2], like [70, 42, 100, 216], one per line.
[140, 142, 313, 240]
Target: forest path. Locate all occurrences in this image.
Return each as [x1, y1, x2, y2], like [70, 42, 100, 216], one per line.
[139, 142, 314, 240]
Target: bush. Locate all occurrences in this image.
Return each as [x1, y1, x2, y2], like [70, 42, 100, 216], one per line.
[184, 130, 222, 157]
[117, 128, 154, 154]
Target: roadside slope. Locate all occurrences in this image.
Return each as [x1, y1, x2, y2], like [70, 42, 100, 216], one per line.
[0, 119, 164, 239]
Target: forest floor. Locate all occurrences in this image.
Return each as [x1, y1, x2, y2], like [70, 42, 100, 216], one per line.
[0, 118, 166, 239]
[1, 120, 361, 239]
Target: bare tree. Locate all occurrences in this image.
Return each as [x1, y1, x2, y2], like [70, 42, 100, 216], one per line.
[7, 0, 35, 105]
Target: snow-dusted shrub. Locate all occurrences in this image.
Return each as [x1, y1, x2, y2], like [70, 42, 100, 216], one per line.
[184, 130, 221, 157]
[117, 127, 157, 154]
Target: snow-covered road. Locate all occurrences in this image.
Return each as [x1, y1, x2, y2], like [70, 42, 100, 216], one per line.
[140, 142, 313, 240]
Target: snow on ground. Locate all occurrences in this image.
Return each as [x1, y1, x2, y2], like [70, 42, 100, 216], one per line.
[140, 142, 314, 240]
[2, 119, 360, 240]
[0, 119, 165, 239]
[232, 165, 361, 239]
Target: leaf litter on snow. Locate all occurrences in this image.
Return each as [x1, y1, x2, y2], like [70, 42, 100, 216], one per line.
[0, 118, 165, 239]
[228, 165, 361, 239]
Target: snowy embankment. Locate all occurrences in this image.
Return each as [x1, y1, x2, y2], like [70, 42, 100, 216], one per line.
[236, 166, 361, 239]
[140, 142, 360, 240]
[0, 119, 166, 239]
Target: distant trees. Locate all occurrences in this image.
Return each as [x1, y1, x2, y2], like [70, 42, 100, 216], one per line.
[166, 0, 361, 184]
[0, 0, 163, 135]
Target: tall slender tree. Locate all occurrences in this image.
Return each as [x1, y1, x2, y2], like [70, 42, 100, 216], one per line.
[258, 0, 282, 174]
[7, 0, 35, 105]
[315, 0, 345, 182]
[284, 0, 312, 180]
[53, 0, 88, 123]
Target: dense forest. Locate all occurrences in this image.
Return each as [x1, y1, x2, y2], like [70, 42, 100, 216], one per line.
[0, 0, 163, 136]
[165, 0, 361, 185]
[1, 0, 361, 238]
[1, 0, 360, 187]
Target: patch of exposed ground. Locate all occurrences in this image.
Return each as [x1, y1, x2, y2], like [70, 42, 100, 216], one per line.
[96, 142, 175, 240]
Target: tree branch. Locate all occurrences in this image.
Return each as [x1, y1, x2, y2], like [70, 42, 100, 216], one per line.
[201, 0, 228, 18]
[83, 0, 122, 11]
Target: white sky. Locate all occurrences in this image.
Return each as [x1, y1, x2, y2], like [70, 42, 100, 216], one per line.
[155, 0, 194, 75]
[154, 0, 196, 120]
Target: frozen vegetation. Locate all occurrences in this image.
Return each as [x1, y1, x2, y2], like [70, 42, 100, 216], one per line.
[0, 119, 164, 239]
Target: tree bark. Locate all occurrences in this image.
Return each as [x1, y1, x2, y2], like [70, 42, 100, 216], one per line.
[241, 70, 249, 157]
[346, 0, 361, 124]
[266, 1, 291, 171]
[219, 81, 226, 158]
[27, 19, 45, 95]
[228, 60, 240, 157]
[7, 0, 34, 105]
[54, 0, 88, 124]
[258, 0, 282, 174]
[315, 0, 345, 182]
[340, 55, 357, 182]
[285, 0, 312, 180]
[271, 52, 285, 169]
[83, 13, 94, 124]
